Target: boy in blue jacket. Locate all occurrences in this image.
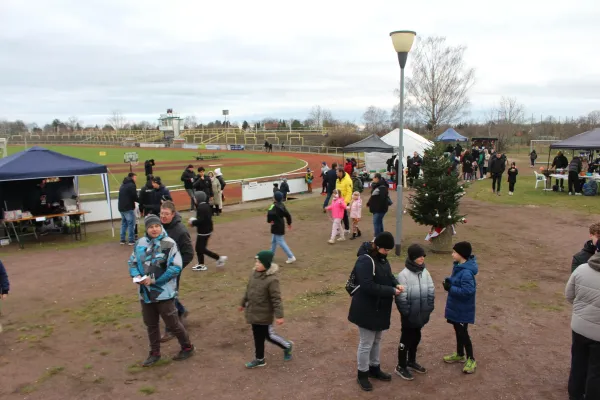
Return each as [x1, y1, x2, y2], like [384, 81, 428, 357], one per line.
[442, 241, 478, 374]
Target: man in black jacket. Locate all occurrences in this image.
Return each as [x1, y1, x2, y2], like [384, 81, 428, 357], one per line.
[490, 152, 506, 196]
[193, 167, 213, 200]
[138, 175, 154, 217]
[118, 173, 138, 245]
[552, 151, 569, 192]
[323, 162, 338, 210]
[180, 165, 196, 211]
[367, 173, 389, 238]
[572, 223, 600, 272]
[144, 159, 155, 176]
[159, 201, 194, 341]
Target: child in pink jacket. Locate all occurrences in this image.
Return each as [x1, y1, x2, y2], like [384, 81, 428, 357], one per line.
[349, 191, 362, 240]
[326, 189, 347, 244]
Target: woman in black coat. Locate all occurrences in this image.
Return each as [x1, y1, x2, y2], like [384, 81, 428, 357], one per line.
[348, 232, 404, 392]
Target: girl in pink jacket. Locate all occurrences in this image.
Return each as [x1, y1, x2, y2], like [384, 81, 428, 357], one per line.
[326, 189, 347, 243]
[349, 191, 362, 240]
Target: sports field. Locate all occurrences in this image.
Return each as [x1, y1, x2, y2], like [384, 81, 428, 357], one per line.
[7, 145, 308, 194]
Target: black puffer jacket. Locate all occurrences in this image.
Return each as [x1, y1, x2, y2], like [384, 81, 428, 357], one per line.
[348, 242, 399, 331]
[572, 240, 597, 272]
[568, 158, 582, 174]
[325, 168, 338, 194]
[191, 192, 213, 235]
[367, 181, 389, 214]
[162, 213, 194, 268]
[193, 175, 213, 198]
[118, 177, 138, 212]
[267, 201, 292, 235]
[138, 180, 154, 215]
[552, 154, 569, 169]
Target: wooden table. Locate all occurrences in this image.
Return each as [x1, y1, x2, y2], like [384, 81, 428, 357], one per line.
[1, 211, 90, 249]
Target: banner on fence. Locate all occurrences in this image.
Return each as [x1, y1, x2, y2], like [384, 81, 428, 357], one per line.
[228, 144, 245, 151]
[220, 144, 228, 150]
[139, 143, 166, 148]
[242, 177, 306, 202]
[183, 143, 198, 150]
[205, 144, 221, 150]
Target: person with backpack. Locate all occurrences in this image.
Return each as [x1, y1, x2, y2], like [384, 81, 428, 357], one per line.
[394, 244, 435, 381]
[352, 171, 363, 194]
[347, 232, 405, 392]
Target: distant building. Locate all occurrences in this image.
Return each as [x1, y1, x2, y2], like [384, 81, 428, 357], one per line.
[158, 108, 184, 139]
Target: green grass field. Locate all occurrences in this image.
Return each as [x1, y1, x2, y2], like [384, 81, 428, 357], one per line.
[7, 145, 306, 194]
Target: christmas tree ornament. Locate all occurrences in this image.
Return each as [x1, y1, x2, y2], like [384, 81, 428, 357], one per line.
[448, 214, 452, 219]
[435, 212, 440, 217]
[425, 193, 429, 197]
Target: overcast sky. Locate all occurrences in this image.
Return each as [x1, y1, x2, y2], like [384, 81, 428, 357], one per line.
[1, 0, 599, 127]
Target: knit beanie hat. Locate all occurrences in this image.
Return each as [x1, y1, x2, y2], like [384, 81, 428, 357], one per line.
[374, 231, 395, 250]
[453, 241, 472, 260]
[256, 250, 274, 269]
[274, 191, 283, 202]
[407, 244, 426, 261]
[144, 214, 161, 229]
[152, 176, 162, 184]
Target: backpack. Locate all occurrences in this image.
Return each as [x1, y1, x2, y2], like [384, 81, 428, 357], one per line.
[583, 180, 598, 196]
[345, 254, 375, 296]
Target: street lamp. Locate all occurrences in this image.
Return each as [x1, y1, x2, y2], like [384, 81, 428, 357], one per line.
[390, 30, 416, 256]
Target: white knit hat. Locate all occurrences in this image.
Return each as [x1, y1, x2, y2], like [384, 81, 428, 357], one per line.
[214, 168, 222, 176]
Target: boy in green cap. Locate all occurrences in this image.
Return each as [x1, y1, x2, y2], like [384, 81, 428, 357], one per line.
[239, 250, 293, 368]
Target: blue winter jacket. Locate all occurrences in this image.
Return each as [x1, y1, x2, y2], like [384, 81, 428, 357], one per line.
[128, 227, 182, 303]
[444, 256, 478, 324]
[0, 260, 9, 294]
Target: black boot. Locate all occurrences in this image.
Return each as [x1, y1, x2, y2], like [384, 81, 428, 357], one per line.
[369, 365, 392, 381]
[357, 370, 373, 391]
[357, 228, 362, 237]
[350, 233, 357, 240]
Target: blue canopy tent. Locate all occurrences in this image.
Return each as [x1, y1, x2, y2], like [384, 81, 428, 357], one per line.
[0, 146, 114, 236]
[436, 128, 468, 142]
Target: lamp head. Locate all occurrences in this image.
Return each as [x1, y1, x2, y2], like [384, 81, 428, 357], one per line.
[389, 31, 416, 53]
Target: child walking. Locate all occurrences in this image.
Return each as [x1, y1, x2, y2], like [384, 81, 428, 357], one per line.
[326, 189, 346, 243]
[189, 191, 227, 271]
[507, 162, 518, 196]
[394, 244, 435, 380]
[349, 191, 362, 240]
[442, 241, 478, 374]
[267, 191, 296, 264]
[239, 250, 293, 368]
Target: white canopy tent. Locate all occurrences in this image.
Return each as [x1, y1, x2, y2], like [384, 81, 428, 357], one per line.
[364, 129, 433, 171]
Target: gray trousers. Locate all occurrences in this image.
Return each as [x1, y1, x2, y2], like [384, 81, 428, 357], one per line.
[357, 327, 383, 372]
[186, 189, 195, 210]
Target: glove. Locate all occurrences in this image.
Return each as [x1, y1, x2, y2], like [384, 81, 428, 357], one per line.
[442, 278, 451, 292]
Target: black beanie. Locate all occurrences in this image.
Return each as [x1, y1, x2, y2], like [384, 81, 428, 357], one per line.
[453, 241, 472, 260]
[407, 244, 426, 261]
[374, 231, 395, 250]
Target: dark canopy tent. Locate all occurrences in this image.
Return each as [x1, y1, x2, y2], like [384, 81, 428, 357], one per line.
[343, 134, 395, 153]
[550, 128, 600, 150]
[0, 146, 114, 235]
[436, 128, 468, 142]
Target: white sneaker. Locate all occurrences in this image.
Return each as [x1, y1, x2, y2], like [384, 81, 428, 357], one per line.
[328, 239, 335, 244]
[575, 193, 582, 196]
[192, 264, 208, 271]
[337, 236, 346, 241]
[216, 256, 227, 267]
[569, 192, 573, 196]
[286, 257, 296, 264]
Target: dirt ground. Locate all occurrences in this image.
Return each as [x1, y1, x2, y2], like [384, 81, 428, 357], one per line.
[0, 186, 593, 400]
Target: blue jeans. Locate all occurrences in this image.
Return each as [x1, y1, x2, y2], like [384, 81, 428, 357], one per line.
[372, 213, 385, 237]
[271, 234, 294, 259]
[120, 210, 135, 243]
[323, 192, 333, 209]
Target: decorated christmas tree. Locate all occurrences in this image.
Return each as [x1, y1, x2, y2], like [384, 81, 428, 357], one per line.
[408, 142, 466, 252]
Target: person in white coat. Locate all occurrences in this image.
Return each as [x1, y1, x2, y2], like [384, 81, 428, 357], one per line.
[565, 251, 600, 400]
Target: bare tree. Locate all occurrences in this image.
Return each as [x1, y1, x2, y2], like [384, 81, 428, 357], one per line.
[184, 115, 198, 129]
[401, 36, 475, 134]
[497, 97, 525, 125]
[587, 110, 600, 126]
[362, 106, 390, 136]
[486, 97, 526, 151]
[67, 116, 82, 131]
[306, 105, 333, 129]
[107, 110, 126, 130]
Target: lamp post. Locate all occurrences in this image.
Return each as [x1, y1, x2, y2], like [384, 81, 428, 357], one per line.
[390, 30, 416, 256]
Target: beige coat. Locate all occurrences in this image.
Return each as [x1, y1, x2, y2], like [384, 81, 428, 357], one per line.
[240, 263, 283, 325]
[211, 177, 223, 209]
[565, 252, 600, 341]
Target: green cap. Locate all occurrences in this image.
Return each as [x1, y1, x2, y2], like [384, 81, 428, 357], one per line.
[256, 250, 274, 269]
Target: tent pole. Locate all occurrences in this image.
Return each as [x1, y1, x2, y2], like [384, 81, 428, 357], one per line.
[102, 173, 115, 237]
